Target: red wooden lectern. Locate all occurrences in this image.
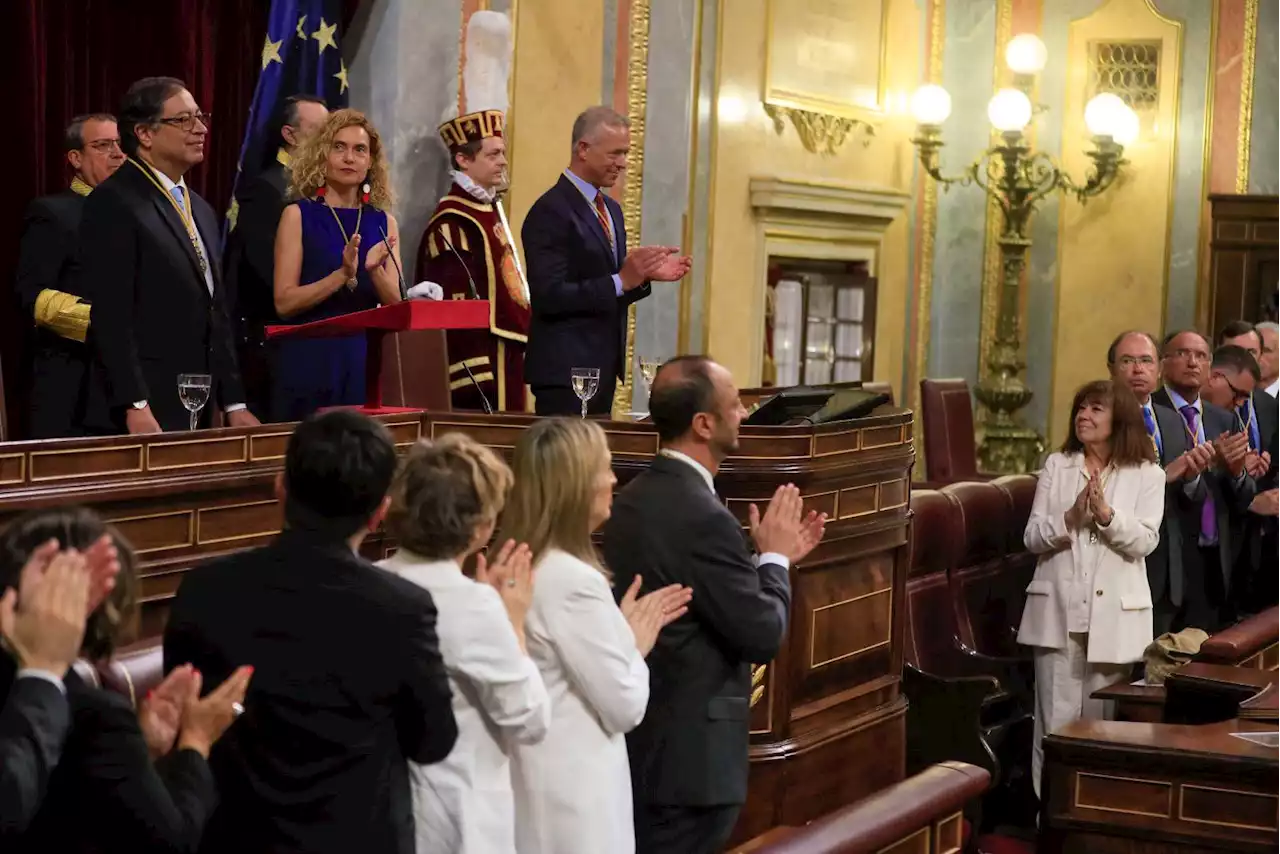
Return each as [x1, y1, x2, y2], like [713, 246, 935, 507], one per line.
[265, 300, 489, 415]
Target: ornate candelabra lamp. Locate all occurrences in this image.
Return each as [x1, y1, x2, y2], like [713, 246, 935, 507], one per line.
[910, 34, 1139, 474]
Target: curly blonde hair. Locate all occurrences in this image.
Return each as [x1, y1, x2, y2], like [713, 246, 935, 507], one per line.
[287, 108, 394, 210]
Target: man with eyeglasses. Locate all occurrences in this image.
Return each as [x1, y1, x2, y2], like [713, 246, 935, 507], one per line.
[14, 114, 124, 438]
[1152, 330, 1258, 631]
[1107, 330, 1214, 635]
[1217, 321, 1279, 469]
[78, 77, 260, 435]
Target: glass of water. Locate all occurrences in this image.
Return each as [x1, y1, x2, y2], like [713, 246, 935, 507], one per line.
[177, 373, 212, 431]
[570, 367, 601, 419]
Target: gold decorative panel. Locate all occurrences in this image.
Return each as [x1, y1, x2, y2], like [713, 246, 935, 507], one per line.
[876, 825, 928, 854]
[809, 585, 892, 668]
[107, 510, 196, 555]
[1074, 771, 1172, 818]
[1179, 783, 1279, 832]
[1090, 41, 1161, 110]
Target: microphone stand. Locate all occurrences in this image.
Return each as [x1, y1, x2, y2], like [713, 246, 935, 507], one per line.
[436, 229, 493, 415]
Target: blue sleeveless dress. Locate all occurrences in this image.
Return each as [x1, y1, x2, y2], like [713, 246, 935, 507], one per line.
[271, 198, 389, 422]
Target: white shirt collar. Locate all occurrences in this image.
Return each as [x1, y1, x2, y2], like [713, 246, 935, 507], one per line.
[659, 448, 715, 494]
[1268, 378, 1279, 398]
[1164, 386, 1200, 413]
[563, 168, 599, 202]
[147, 163, 187, 195]
[449, 170, 497, 204]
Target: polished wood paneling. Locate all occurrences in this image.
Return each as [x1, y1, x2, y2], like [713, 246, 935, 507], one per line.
[0, 404, 916, 847]
[1206, 194, 1278, 332]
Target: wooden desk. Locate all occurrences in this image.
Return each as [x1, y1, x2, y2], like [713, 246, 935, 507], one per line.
[0, 407, 916, 845]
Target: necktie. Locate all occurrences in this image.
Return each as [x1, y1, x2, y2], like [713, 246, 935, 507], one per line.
[1142, 405, 1162, 458]
[1180, 404, 1217, 543]
[592, 192, 614, 252]
[1239, 399, 1261, 450]
[169, 186, 210, 281]
[170, 185, 186, 212]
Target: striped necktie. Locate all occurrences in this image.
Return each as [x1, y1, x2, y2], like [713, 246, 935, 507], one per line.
[592, 192, 614, 251]
[1142, 404, 1162, 458]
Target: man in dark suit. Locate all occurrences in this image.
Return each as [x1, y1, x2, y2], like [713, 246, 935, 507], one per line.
[1154, 331, 1257, 632]
[0, 543, 91, 838]
[223, 94, 329, 417]
[14, 114, 124, 438]
[78, 77, 260, 434]
[521, 106, 691, 415]
[602, 356, 825, 854]
[1107, 330, 1215, 635]
[163, 410, 456, 854]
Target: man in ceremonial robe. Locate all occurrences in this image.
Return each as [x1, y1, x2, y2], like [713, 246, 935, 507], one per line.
[417, 108, 530, 412]
[14, 115, 124, 438]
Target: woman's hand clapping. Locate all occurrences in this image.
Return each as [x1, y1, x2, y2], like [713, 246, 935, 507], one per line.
[476, 539, 536, 649]
[1064, 481, 1091, 531]
[619, 575, 692, 658]
[175, 665, 253, 759]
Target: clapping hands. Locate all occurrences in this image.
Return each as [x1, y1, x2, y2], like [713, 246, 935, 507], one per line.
[476, 539, 536, 647]
[749, 483, 828, 564]
[620, 575, 691, 657]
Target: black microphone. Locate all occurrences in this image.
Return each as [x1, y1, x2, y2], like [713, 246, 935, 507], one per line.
[434, 228, 493, 415]
[378, 225, 408, 302]
[438, 229, 480, 300]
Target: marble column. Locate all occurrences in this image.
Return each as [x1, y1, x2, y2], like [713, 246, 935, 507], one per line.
[347, 0, 462, 280]
[1248, 0, 1279, 193]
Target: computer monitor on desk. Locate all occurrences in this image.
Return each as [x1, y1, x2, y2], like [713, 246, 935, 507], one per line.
[744, 385, 891, 426]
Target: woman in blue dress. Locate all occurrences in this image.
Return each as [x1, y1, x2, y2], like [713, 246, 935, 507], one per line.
[271, 109, 403, 422]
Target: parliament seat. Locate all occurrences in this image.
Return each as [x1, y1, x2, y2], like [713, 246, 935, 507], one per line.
[1195, 605, 1280, 669]
[72, 638, 164, 708]
[919, 378, 990, 484]
[731, 761, 989, 854]
[942, 481, 1026, 660]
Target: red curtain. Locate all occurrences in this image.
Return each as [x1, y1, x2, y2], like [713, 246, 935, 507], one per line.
[0, 0, 269, 436]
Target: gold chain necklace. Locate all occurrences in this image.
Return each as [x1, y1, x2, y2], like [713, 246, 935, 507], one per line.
[128, 158, 208, 277]
[325, 199, 363, 290]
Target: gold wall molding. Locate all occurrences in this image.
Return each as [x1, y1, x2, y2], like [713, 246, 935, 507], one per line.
[976, 0, 1014, 412]
[612, 0, 651, 417]
[748, 177, 911, 224]
[1237, 0, 1258, 193]
[912, 0, 946, 480]
[763, 104, 876, 155]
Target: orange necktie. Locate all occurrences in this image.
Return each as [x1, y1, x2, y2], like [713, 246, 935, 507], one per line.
[593, 192, 614, 249]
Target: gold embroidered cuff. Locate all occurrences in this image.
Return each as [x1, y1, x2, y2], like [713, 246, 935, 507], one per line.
[33, 289, 90, 343]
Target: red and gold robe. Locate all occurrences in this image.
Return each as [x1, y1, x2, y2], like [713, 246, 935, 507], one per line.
[416, 184, 530, 411]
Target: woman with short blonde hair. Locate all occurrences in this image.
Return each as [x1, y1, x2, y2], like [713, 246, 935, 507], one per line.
[270, 108, 403, 421]
[379, 433, 549, 854]
[499, 418, 691, 854]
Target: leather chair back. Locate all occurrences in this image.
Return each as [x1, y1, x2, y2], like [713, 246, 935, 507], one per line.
[71, 639, 164, 708]
[905, 490, 965, 671]
[919, 379, 978, 482]
[943, 481, 1020, 657]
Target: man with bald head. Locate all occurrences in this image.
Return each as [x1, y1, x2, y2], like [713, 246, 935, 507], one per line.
[1107, 330, 1213, 634]
[602, 355, 825, 853]
[1153, 330, 1257, 630]
[521, 106, 692, 416]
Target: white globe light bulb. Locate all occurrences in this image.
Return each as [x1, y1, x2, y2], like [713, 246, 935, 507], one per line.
[1005, 33, 1048, 75]
[910, 84, 952, 126]
[987, 88, 1032, 132]
[1085, 92, 1127, 139]
[1112, 103, 1140, 146]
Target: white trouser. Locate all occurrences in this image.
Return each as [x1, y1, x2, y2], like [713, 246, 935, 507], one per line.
[1031, 632, 1128, 798]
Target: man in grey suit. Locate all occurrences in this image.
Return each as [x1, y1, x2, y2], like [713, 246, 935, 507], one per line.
[0, 546, 93, 837]
[1107, 330, 1215, 635]
[1153, 330, 1257, 632]
[602, 356, 825, 854]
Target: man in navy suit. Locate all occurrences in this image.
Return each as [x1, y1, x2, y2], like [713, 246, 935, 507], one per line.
[521, 106, 691, 416]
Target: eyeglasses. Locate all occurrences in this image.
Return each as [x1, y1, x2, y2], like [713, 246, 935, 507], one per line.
[1220, 374, 1252, 406]
[157, 112, 212, 133]
[1167, 348, 1210, 363]
[85, 139, 122, 153]
[1116, 356, 1155, 368]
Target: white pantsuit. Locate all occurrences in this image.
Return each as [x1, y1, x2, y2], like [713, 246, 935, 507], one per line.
[379, 551, 551, 854]
[512, 548, 650, 854]
[1017, 452, 1165, 795]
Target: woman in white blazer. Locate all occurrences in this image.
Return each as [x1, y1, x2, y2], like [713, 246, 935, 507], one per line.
[1018, 379, 1165, 796]
[378, 434, 551, 854]
[497, 417, 692, 854]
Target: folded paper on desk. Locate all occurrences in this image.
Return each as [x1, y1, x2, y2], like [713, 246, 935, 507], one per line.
[1229, 731, 1280, 748]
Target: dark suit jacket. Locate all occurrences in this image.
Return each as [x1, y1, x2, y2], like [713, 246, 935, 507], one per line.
[78, 160, 244, 432]
[1240, 390, 1278, 605]
[163, 530, 457, 854]
[1151, 388, 1257, 592]
[225, 161, 288, 342]
[0, 656, 216, 854]
[601, 455, 790, 807]
[14, 191, 91, 438]
[0, 673, 68, 839]
[521, 174, 651, 387]
[1146, 400, 1194, 608]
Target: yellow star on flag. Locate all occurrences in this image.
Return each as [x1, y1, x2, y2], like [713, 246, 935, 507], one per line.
[311, 17, 338, 54]
[227, 198, 240, 232]
[334, 61, 349, 95]
[261, 36, 283, 69]
[296, 14, 307, 40]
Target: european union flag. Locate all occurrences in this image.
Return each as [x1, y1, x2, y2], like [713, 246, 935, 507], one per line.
[226, 0, 349, 236]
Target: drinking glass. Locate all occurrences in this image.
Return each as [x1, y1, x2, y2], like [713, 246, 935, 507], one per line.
[635, 357, 661, 419]
[177, 373, 212, 431]
[570, 367, 601, 419]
